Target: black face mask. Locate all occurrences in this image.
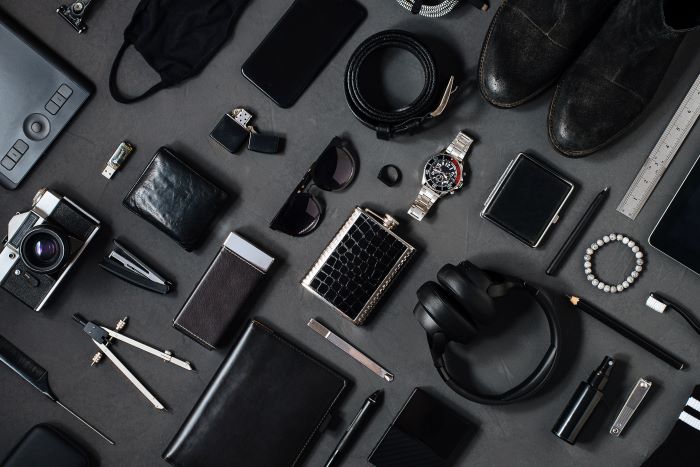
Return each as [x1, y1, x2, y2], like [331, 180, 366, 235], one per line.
[109, 0, 249, 103]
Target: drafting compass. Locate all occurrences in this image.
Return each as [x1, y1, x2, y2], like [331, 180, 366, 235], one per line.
[73, 314, 193, 410]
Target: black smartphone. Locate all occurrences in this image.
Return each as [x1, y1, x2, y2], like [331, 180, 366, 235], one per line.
[241, 0, 366, 108]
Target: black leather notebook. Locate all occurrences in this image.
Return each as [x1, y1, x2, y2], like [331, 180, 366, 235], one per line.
[163, 319, 348, 467]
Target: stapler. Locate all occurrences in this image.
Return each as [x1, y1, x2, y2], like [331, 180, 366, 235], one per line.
[99, 239, 174, 294]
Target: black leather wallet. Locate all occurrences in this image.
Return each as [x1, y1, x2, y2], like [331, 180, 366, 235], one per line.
[163, 319, 348, 467]
[2, 424, 92, 467]
[173, 232, 274, 349]
[123, 147, 229, 251]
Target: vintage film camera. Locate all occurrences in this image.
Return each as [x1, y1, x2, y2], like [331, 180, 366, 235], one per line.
[1, 188, 100, 311]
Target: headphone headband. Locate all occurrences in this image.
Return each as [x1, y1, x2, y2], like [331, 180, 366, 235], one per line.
[416, 262, 561, 405]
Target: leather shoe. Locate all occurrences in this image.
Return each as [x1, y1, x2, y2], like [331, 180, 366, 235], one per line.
[478, 0, 618, 108]
[549, 0, 700, 157]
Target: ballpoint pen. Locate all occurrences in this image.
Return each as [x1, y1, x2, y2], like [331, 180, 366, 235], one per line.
[546, 187, 609, 276]
[568, 295, 686, 370]
[325, 390, 383, 467]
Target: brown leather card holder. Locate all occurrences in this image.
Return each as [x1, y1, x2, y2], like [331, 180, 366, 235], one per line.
[173, 232, 274, 349]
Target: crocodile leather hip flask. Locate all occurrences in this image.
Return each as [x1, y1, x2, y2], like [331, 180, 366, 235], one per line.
[302, 206, 416, 325]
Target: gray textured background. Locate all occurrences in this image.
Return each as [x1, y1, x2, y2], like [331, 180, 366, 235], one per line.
[1, 1, 700, 466]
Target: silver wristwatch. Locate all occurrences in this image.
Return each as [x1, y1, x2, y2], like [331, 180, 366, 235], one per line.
[408, 131, 474, 221]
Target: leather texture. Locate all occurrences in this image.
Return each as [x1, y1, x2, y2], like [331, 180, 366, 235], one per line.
[162, 319, 347, 467]
[478, 0, 618, 108]
[304, 209, 415, 324]
[549, 0, 700, 157]
[345, 30, 441, 139]
[174, 244, 267, 349]
[2, 424, 92, 467]
[413, 261, 561, 405]
[122, 147, 228, 251]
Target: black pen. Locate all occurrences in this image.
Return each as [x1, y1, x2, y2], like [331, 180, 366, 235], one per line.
[568, 295, 686, 370]
[325, 390, 383, 467]
[546, 187, 610, 276]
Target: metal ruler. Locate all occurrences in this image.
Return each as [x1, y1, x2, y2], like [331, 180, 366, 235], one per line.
[617, 73, 700, 220]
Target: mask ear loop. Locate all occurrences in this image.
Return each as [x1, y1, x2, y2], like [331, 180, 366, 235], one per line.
[109, 41, 167, 104]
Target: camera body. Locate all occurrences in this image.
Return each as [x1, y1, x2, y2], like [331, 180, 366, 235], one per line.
[0, 188, 100, 311]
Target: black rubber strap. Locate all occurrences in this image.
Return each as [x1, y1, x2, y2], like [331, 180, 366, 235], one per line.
[344, 30, 443, 140]
[109, 42, 167, 104]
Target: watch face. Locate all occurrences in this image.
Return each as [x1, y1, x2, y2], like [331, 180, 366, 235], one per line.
[424, 154, 462, 193]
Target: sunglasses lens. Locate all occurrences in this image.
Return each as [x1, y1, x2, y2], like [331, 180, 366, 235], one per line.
[271, 193, 322, 236]
[314, 142, 356, 191]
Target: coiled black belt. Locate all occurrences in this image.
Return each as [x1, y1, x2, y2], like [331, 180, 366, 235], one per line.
[344, 30, 457, 140]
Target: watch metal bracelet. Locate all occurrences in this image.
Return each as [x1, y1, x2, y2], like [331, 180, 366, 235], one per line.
[446, 131, 474, 161]
[408, 185, 440, 221]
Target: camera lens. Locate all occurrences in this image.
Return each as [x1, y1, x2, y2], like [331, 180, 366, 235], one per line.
[20, 226, 69, 273]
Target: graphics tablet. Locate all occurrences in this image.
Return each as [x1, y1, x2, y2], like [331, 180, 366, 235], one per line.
[650, 154, 700, 275]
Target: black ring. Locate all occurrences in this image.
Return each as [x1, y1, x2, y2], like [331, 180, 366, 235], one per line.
[345, 30, 442, 140]
[378, 164, 402, 187]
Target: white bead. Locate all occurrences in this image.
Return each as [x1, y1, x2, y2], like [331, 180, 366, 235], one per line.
[628, 241, 636, 248]
[617, 285, 624, 292]
[610, 287, 617, 294]
[635, 252, 643, 259]
[623, 281, 630, 288]
[597, 239, 604, 246]
[592, 244, 599, 250]
[598, 282, 605, 290]
[631, 271, 639, 278]
[585, 269, 592, 275]
[586, 248, 593, 255]
[584, 255, 591, 261]
[635, 265, 643, 272]
[637, 259, 644, 265]
[628, 276, 635, 284]
[616, 234, 623, 241]
[604, 285, 611, 292]
[584, 261, 592, 268]
[587, 274, 595, 281]
[592, 279, 600, 286]
[603, 236, 610, 243]
[631, 246, 639, 253]
[623, 237, 629, 244]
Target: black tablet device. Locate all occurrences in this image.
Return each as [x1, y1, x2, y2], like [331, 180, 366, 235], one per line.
[649, 154, 700, 275]
[481, 153, 575, 248]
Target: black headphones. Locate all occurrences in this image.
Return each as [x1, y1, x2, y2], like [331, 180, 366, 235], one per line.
[414, 260, 561, 405]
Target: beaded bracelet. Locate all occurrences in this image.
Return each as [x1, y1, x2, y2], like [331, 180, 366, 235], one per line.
[584, 233, 644, 294]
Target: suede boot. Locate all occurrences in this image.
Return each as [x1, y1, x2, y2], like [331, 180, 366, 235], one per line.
[478, 0, 618, 108]
[548, 0, 700, 157]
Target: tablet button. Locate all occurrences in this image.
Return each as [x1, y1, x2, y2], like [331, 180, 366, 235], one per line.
[1, 156, 16, 170]
[23, 114, 51, 141]
[13, 139, 28, 154]
[57, 84, 73, 98]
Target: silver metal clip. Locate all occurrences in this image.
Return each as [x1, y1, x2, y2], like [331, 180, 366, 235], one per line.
[429, 76, 457, 118]
[610, 378, 652, 436]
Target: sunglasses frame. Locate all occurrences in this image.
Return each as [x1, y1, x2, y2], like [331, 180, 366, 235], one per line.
[270, 136, 358, 236]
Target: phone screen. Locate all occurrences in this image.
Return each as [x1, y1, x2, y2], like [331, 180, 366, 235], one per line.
[241, 0, 366, 108]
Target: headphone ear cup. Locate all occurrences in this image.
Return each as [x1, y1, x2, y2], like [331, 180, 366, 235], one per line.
[416, 281, 478, 344]
[438, 264, 500, 325]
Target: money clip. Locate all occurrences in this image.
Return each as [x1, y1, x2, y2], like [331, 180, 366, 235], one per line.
[610, 378, 652, 436]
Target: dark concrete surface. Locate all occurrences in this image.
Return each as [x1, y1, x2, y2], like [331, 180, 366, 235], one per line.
[1, 1, 700, 466]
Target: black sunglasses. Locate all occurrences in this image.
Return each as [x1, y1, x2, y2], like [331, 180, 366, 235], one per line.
[270, 136, 358, 236]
